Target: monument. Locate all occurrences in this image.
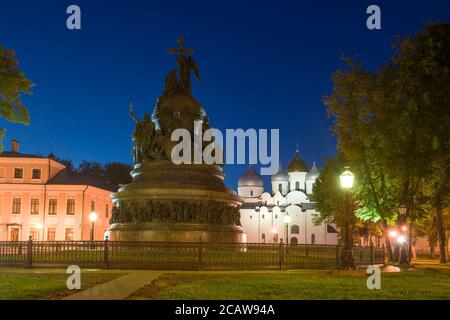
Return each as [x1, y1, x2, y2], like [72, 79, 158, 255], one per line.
[107, 37, 244, 242]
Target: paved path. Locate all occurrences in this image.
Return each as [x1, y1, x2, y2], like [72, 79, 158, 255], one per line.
[63, 271, 162, 300]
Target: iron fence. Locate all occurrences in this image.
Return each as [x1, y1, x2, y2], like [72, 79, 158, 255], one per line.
[0, 238, 384, 270]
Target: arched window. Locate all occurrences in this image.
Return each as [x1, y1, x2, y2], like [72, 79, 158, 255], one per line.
[261, 233, 266, 243]
[291, 225, 299, 234]
[311, 233, 316, 244]
[296, 181, 300, 190]
[290, 237, 298, 244]
[278, 184, 282, 192]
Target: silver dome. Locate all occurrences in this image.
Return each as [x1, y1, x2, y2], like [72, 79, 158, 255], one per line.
[271, 164, 289, 182]
[238, 165, 264, 187]
[306, 162, 320, 180]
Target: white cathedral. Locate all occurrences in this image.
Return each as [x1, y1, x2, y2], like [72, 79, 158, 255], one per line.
[237, 147, 339, 245]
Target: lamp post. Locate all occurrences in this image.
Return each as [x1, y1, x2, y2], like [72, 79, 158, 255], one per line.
[36, 223, 43, 241]
[283, 214, 291, 244]
[339, 168, 355, 270]
[89, 212, 97, 242]
[398, 204, 409, 266]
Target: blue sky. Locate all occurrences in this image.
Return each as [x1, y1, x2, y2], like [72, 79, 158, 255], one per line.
[1, 0, 449, 189]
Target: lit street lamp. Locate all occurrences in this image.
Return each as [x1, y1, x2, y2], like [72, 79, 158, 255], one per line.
[339, 168, 355, 269]
[283, 214, 291, 244]
[36, 223, 43, 241]
[89, 212, 97, 242]
[398, 204, 409, 266]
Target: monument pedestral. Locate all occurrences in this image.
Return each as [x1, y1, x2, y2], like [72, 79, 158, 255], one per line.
[107, 38, 244, 243]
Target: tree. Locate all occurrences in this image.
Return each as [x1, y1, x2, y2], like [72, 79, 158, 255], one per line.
[0, 44, 33, 152]
[78, 160, 104, 179]
[324, 23, 450, 263]
[77, 160, 132, 186]
[311, 156, 359, 245]
[103, 162, 132, 185]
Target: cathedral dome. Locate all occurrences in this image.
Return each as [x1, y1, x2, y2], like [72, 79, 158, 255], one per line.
[287, 147, 309, 173]
[271, 164, 289, 181]
[238, 165, 264, 187]
[306, 161, 320, 180]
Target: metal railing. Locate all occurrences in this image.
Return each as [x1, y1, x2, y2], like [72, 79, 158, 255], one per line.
[0, 238, 385, 270]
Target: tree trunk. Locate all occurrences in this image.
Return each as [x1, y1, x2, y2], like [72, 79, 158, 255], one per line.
[383, 221, 394, 262]
[385, 236, 394, 263]
[435, 192, 447, 264]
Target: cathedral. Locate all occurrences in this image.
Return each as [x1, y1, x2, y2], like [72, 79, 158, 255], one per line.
[237, 147, 339, 245]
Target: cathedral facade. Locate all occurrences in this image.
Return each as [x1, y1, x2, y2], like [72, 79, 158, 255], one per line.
[237, 147, 339, 245]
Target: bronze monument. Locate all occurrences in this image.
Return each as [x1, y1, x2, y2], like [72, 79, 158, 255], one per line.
[107, 37, 244, 242]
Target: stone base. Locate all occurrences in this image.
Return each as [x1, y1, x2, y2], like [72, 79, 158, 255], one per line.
[107, 222, 244, 243]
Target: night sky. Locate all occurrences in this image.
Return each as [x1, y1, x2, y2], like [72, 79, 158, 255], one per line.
[1, 0, 449, 189]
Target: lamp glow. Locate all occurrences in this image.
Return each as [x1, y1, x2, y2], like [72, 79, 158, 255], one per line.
[397, 235, 406, 244]
[271, 228, 278, 234]
[89, 212, 98, 222]
[36, 223, 43, 229]
[283, 215, 291, 224]
[340, 168, 355, 189]
[402, 225, 407, 231]
[389, 230, 398, 238]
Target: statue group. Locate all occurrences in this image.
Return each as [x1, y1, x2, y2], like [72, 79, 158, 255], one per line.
[107, 37, 244, 243]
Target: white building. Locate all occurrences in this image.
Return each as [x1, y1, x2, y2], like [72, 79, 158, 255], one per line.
[237, 147, 339, 245]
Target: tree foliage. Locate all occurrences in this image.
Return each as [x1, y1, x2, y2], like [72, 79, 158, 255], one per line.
[0, 44, 33, 151]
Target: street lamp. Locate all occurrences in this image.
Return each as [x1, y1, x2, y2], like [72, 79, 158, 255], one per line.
[398, 204, 409, 266]
[283, 214, 291, 244]
[339, 168, 355, 269]
[36, 223, 43, 241]
[89, 212, 97, 242]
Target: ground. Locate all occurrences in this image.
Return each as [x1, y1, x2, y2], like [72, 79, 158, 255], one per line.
[0, 269, 124, 300]
[0, 260, 449, 300]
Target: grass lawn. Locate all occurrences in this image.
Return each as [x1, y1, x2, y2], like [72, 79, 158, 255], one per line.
[128, 267, 450, 300]
[0, 271, 124, 300]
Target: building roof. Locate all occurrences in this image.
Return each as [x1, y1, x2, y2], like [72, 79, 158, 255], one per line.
[47, 169, 118, 192]
[287, 147, 309, 173]
[271, 163, 289, 182]
[306, 161, 320, 180]
[238, 165, 264, 187]
[0, 151, 46, 159]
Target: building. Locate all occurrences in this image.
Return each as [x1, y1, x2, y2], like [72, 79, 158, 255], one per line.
[237, 147, 339, 245]
[0, 140, 117, 241]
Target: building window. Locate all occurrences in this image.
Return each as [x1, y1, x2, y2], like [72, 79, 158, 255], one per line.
[48, 199, 57, 215]
[290, 237, 298, 244]
[250, 190, 253, 196]
[105, 204, 109, 218]
[10, 227, 20, 241]
[275, 214, 278, 219]
[66, 199, 75, 215]
[12, 198, 21, 214]
[14, 168, 23, 179]
[90, 201, 95, 212]
[273, 233, 278, 243]
[262, 214, 265, 219]
[32, 168, 41, 179]
[311, 233, 316, 244]
[278, 184, 282, 192]
[327, 224, 338, 233]
[29, 228, 38, 241]
[47, 227, 56, 241]
[30, 198, 39, 215]
[250, 215, 252, 219]
[291, 225, 299, 234]
[261, 233, 266, 243]
[65, 228, 74, 241]
[296, 181, 300, 190]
